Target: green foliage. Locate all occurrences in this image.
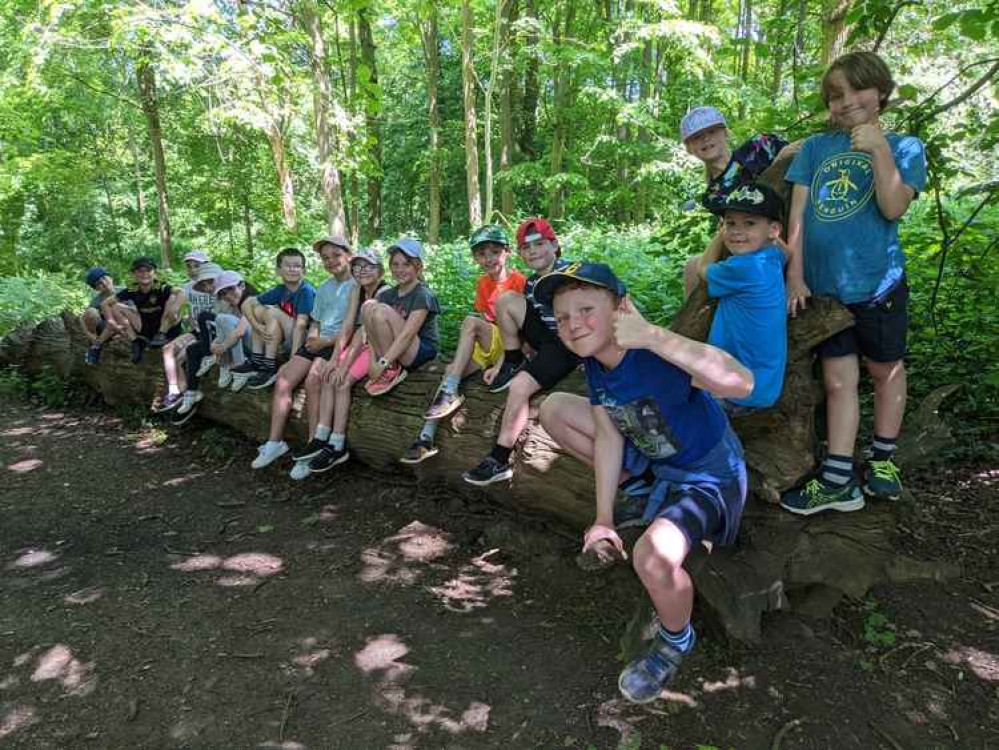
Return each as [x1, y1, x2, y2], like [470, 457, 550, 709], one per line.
[0, 364, 76, 408]
[862, 598, 898, 650]
[0, 365, 27, 398]
[0, 273, 89, 335]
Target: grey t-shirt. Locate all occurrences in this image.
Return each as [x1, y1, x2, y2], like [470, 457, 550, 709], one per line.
[376, 282, 441, 350]
[312, 275, 357, 339]
[89, 288, 124, 312]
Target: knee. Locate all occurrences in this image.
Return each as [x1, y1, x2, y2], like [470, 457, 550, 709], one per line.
[632, 541, 681, 584]
[460, 315, 480, 335]
[867, 360, 904, 388]
[508, 374, 536, 403]
[539, 392, 568, 431]
[824, 369, 858, 396]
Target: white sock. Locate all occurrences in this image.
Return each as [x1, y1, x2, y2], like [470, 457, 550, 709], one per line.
[168, 384, 181, 395]
[330, 433, 345, 450]
[315, 425, 331, 442]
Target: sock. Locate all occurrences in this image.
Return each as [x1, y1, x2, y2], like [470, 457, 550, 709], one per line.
[262, 356, 277, 372]
[315, 425, 331, 442]
[250, 353, 264, 369]
[871, 435, 897, 462]
[490, 443, 513, 465]
[820, 454, 854, 486]
[168, 384, 181, 395]
[419, 420, 439, 443]
[504, 348, 524, 366]
[442, 374, 461, 395]
[329, 433, 345, 451]
[658, 622, 695, 654]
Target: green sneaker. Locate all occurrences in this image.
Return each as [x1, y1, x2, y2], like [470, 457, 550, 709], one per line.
[780, 477, 865, 516]
[864, 459, 903, 501]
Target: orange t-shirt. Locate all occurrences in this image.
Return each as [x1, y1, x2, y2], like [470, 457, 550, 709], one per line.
[474, 270, 527, 322]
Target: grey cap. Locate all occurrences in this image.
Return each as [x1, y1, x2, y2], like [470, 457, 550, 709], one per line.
[350, 248, 384, 270]
[192, 262, 224, 284]
[388, 237, 424, 261]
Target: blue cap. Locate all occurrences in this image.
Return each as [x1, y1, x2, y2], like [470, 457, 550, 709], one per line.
[388, 237, 424, 261]
[680, 106, 726, 141]
[532, 261, 627, 307]
[85, 267, 109, 289]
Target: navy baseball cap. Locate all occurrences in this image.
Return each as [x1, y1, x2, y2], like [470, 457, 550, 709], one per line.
[532, 261, 627, 307]
[388, 237, 424, 261]
[705, 182, 785, 222]
[85, 267, 109, 288]
[130, 256, 157, 271]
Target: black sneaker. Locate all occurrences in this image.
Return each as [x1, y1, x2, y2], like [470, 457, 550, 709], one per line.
[231, 361, 258, 375]
[148, 332, 168, 348]
[489, 360, 524, 393]
[308, 445, 350, 474]
[171, 402, 199, 426]
[294, 438, 329, 462]
[462, 456, 513, 486]
[130, 338, 148, 364]
[400, 439, 439, 465]
[85, 345, 102, 365]
[246, 369, 278, 390]
[154, 392, 183, 413]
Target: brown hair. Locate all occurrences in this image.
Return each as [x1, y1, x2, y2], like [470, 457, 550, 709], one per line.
[821, 51, 895, 111]
[389, 248, 425, 282]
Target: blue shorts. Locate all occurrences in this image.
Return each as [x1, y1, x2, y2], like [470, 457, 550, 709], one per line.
[407, 338, 438, 372]
[621, 426, 747, 549]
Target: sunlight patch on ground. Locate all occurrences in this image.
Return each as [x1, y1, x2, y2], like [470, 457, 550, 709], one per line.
[64, 587, 105, 605]
[519, 431, 561, 474]
[1, 427, 37, 437]
[169, 551, 284, 587]
[0, 703, 36, 739]
[359, 521, 453, 586]
[286, 636, 335, 678]
[7, 459, 42, 473]
[354, 634, 415, 685]
[943, 645, 999, 681]
[427, 548, 516, 613]
[699, 667, 757, 693]
[30, 644, 96, 696]
[163, 472, 204, 487]
[7, 549, 59, 570]
[258, 742, 307, 750]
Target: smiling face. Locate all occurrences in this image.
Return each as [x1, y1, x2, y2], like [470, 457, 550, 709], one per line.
[277, 253, 305, 285]
[131, 266, 156, 288]
[94, 275, 114, 295]
[824, 69, 882, 130]
[388, 250, 419, 287]
[219, 285, 242, 308]
[553, 284, 619, 360]
[472, 242, 510, 278]
[184, 259, 203, 279]
[722, 211, 781, 256]
[352, 260, 384, 289]
[318, 243, 351, 277]
[517, 238, 558, 273]
[684, 124, 729, 165]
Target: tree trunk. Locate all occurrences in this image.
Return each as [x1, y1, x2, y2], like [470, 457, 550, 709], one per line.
[820, 0, 852, 65]
[128, 125, 146, 223]
[738, 0, 753, 119]
[357, 6, 382, 240]
[498, 0, 518, 218]
[770, 0, 790, 99]
[548, 0, 576, 221]
[242, 191, 254, 263]
[793, 0, 808, 106]
[136, 61, 172, 269]
[483, 0, 511, 224]
[461, 0, 483, 229]
[420, 9, 442, 244]
[265, 121, 298, 233]
[518, 0, 540, 160]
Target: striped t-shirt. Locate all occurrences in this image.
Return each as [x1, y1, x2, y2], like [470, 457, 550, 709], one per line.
[523, 257, 573, 332]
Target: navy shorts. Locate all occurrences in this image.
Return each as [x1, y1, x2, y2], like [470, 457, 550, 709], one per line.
[406, 338, 438, 372]
[295, 344, 335, 362]
[818, 280, 908, 363]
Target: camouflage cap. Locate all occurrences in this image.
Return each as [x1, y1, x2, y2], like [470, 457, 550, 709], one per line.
[469, 224, 510, 251]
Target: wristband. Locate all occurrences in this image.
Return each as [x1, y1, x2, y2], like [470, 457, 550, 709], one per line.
[377, 357, 390, 367]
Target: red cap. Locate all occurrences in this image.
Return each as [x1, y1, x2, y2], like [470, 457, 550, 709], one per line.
[515, 218, 557, 248]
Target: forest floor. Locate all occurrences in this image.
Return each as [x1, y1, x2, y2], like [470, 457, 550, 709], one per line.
[1, 399, 997, 750]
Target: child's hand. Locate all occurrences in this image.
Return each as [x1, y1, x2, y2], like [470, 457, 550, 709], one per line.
[613, 296, 655, 350]
[582, 524, 626, 561]
[851, 123, 887, 155]
[786, 276, 811, 318]
[482, 361, 502, 385]
[368, 359, 387, 382]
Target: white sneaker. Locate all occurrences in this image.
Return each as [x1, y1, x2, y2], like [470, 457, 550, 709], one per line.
[252, 441, 289, 469]
[289, 460, 312, 481]
[230, 371, 252, 393]
[176, 390, 204, 415]
[196, 355, 217, 378]
[217, 365, 233, 389]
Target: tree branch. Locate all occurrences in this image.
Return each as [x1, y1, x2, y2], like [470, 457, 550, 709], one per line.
[52, 66, 142, 109]
[906, 57, 999, 131]
[872, 0, 920, 52]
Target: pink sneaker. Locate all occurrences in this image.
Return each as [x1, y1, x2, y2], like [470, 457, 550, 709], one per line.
[365, 363, 407, 396]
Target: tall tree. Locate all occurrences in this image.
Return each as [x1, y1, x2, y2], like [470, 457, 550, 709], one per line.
[461, 0, 483, 228]
[499, 0, 519, 217]
[548, 0, 577, 220]
[136, 60, 172, 268]
[357, 5, 382, 240]
[418, 5, 442, 243]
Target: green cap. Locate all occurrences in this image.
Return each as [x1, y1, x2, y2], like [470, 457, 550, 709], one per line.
[469, 224, 509, 251]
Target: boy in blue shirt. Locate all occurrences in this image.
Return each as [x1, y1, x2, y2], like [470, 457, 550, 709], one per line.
[534, 262, 752, 703]
[698, 181, 787, 412]
[782, 51, 927, 515]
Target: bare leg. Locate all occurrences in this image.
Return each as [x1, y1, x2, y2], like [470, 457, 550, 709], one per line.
[494, 293, 527, 351]
[107, 304, 142, 340]
[265, 308, 293, 360]
[163, 334, 194, 391]
[446, 315, 494, 379]
[332, 379, 353, 435]
[303, 358, 326, 438]
[268, 355, 313, 441]
[634, 520, 693, 631]
[865, 359, 906, 440]
[539, 392, 597, 463]
[823, 355, 861, 457]
[248, 305, 269, 355]
[496, 371, 542, 449]
[361, 302, 420, 365]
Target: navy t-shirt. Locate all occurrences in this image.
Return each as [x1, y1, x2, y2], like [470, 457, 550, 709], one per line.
[584, 348, 727, 468]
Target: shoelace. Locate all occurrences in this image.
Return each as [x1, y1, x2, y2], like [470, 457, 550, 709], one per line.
[870, 460, 901, 482]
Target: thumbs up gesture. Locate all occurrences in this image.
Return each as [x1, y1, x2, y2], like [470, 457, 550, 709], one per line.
[851, 122, 887, 155]
[613, 296, 655, 350]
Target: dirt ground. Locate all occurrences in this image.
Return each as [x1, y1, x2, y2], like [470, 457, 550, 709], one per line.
[1, 399, 997, 750]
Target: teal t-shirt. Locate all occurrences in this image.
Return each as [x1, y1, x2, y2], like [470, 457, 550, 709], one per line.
[786, 130, 926, 304]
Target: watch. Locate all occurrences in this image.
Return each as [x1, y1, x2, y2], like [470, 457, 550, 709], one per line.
[377, 357, 390, 367]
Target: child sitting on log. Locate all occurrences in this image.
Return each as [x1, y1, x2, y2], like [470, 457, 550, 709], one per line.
[535, 262, 752, 704]
[82, 267, 124, 365]
[252, 237, 357, 473]
[232, 247, 316, 392]
[400, 224, 526, 465]
[782, 51, 926, 515]
[462, 218, 579, 486]
[698, 182, 787, 415]
[359, 238, 441, 397]
[296, 249, 390, 477]
[101, 256, 184, 364]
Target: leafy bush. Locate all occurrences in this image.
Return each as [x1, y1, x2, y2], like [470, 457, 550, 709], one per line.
[0, 273, 89, 335]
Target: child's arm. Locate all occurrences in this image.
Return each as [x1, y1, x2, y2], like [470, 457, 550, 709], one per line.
[291, 314, 309, 354]
[696, 229, 726, 282]
[784, 183, 811, 317]
[242, 298, 270, 339]
[852, 124, 916, 221]
[615, 296, 753, 400]
[581, 405, 627, 558]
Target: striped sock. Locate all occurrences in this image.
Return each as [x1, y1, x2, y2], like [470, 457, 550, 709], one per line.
[871, 435, 897, 462]
[658, 622, 695, 654]
[820, 454, 854, 486]
[250, 353, 265, 369]
[419, 420, 439, 443]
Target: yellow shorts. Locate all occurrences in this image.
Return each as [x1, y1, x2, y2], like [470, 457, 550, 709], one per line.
[471, 323, 504, 370]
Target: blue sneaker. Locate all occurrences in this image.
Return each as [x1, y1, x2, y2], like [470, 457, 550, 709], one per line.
[618, 629, 693, 704]
[780, 477, 865, 516]
[864, 459, 903, 501]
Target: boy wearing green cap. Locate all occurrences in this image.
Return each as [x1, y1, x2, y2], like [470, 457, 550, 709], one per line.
[401, 225, 526, 464]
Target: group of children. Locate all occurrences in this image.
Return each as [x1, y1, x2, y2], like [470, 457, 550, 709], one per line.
[80, 51, 924, 705]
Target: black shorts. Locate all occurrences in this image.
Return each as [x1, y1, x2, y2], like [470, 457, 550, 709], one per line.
[141, 322, 183, 342]
[295, 344, 335, 362]
[520, 305, 579, 390]
[817, 281, 908, 363]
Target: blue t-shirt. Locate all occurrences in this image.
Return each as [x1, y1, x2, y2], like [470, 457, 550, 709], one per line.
[256, 282, 317, 319]
[585, 348, 727, 468]
[311, 276, 356, 338]
[786, 130, 926, 304]
[707, 245, 787, 408]
[524, 257, 573, 331]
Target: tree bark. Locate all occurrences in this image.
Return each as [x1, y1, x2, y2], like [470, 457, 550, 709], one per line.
[518, 0, 540, 160]
[127, 125, 146, 223]
[770, 0, 790, 99]
[357, 6, 382, 240]
[419, 9, 442, 244]
[499, 0, 518, 218]
[483, 0, 511, 224]
[820, 0, 852, 66]
[137, 61, 172, 269]
[265, 120, 298, 233]
[242, 191, 254, 263]
[548, 0, 576, 221]
[461, 0, 483, 229]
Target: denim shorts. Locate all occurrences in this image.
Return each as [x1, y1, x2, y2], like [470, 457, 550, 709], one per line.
[407, 338, 438, 372]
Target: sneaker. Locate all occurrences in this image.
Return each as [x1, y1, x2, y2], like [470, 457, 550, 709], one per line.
[400, 439, 439, 465]
[171, 401, 199, 426]
[488, 360, 524, 393]
[85, 345, 102, 365]
[246, 369, 279, 390]
[149, 332, 168, 348]
[217, 365, 233, 389]
[864, 459, 903, 501]
[251, 441, 289, 469]
[366, 364, 407, 396]
[425, 389, 465, 420]
[308, 445, 350, 474]
[130, 338, 148, 364]
[230, 372, 252, 393]
[289, 460, 312, 481]
[462, 456, 513, 486]
[195, 355, 217, 378]
[780, 477, 865, 516]
[294, 438, 329, 463]
[231, 361, 257, 375]
[176, 390, 203, 415]
[154, 392, 183, 413]
[618, 630, 693, 704]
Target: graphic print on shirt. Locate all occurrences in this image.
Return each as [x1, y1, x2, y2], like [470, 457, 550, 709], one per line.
[596, 389, 682, 460]
[279, 300, 295, 318]
[810, 152, 875, 222]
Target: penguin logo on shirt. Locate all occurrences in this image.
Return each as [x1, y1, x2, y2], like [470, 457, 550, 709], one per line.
[811, 153, 875, 222]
